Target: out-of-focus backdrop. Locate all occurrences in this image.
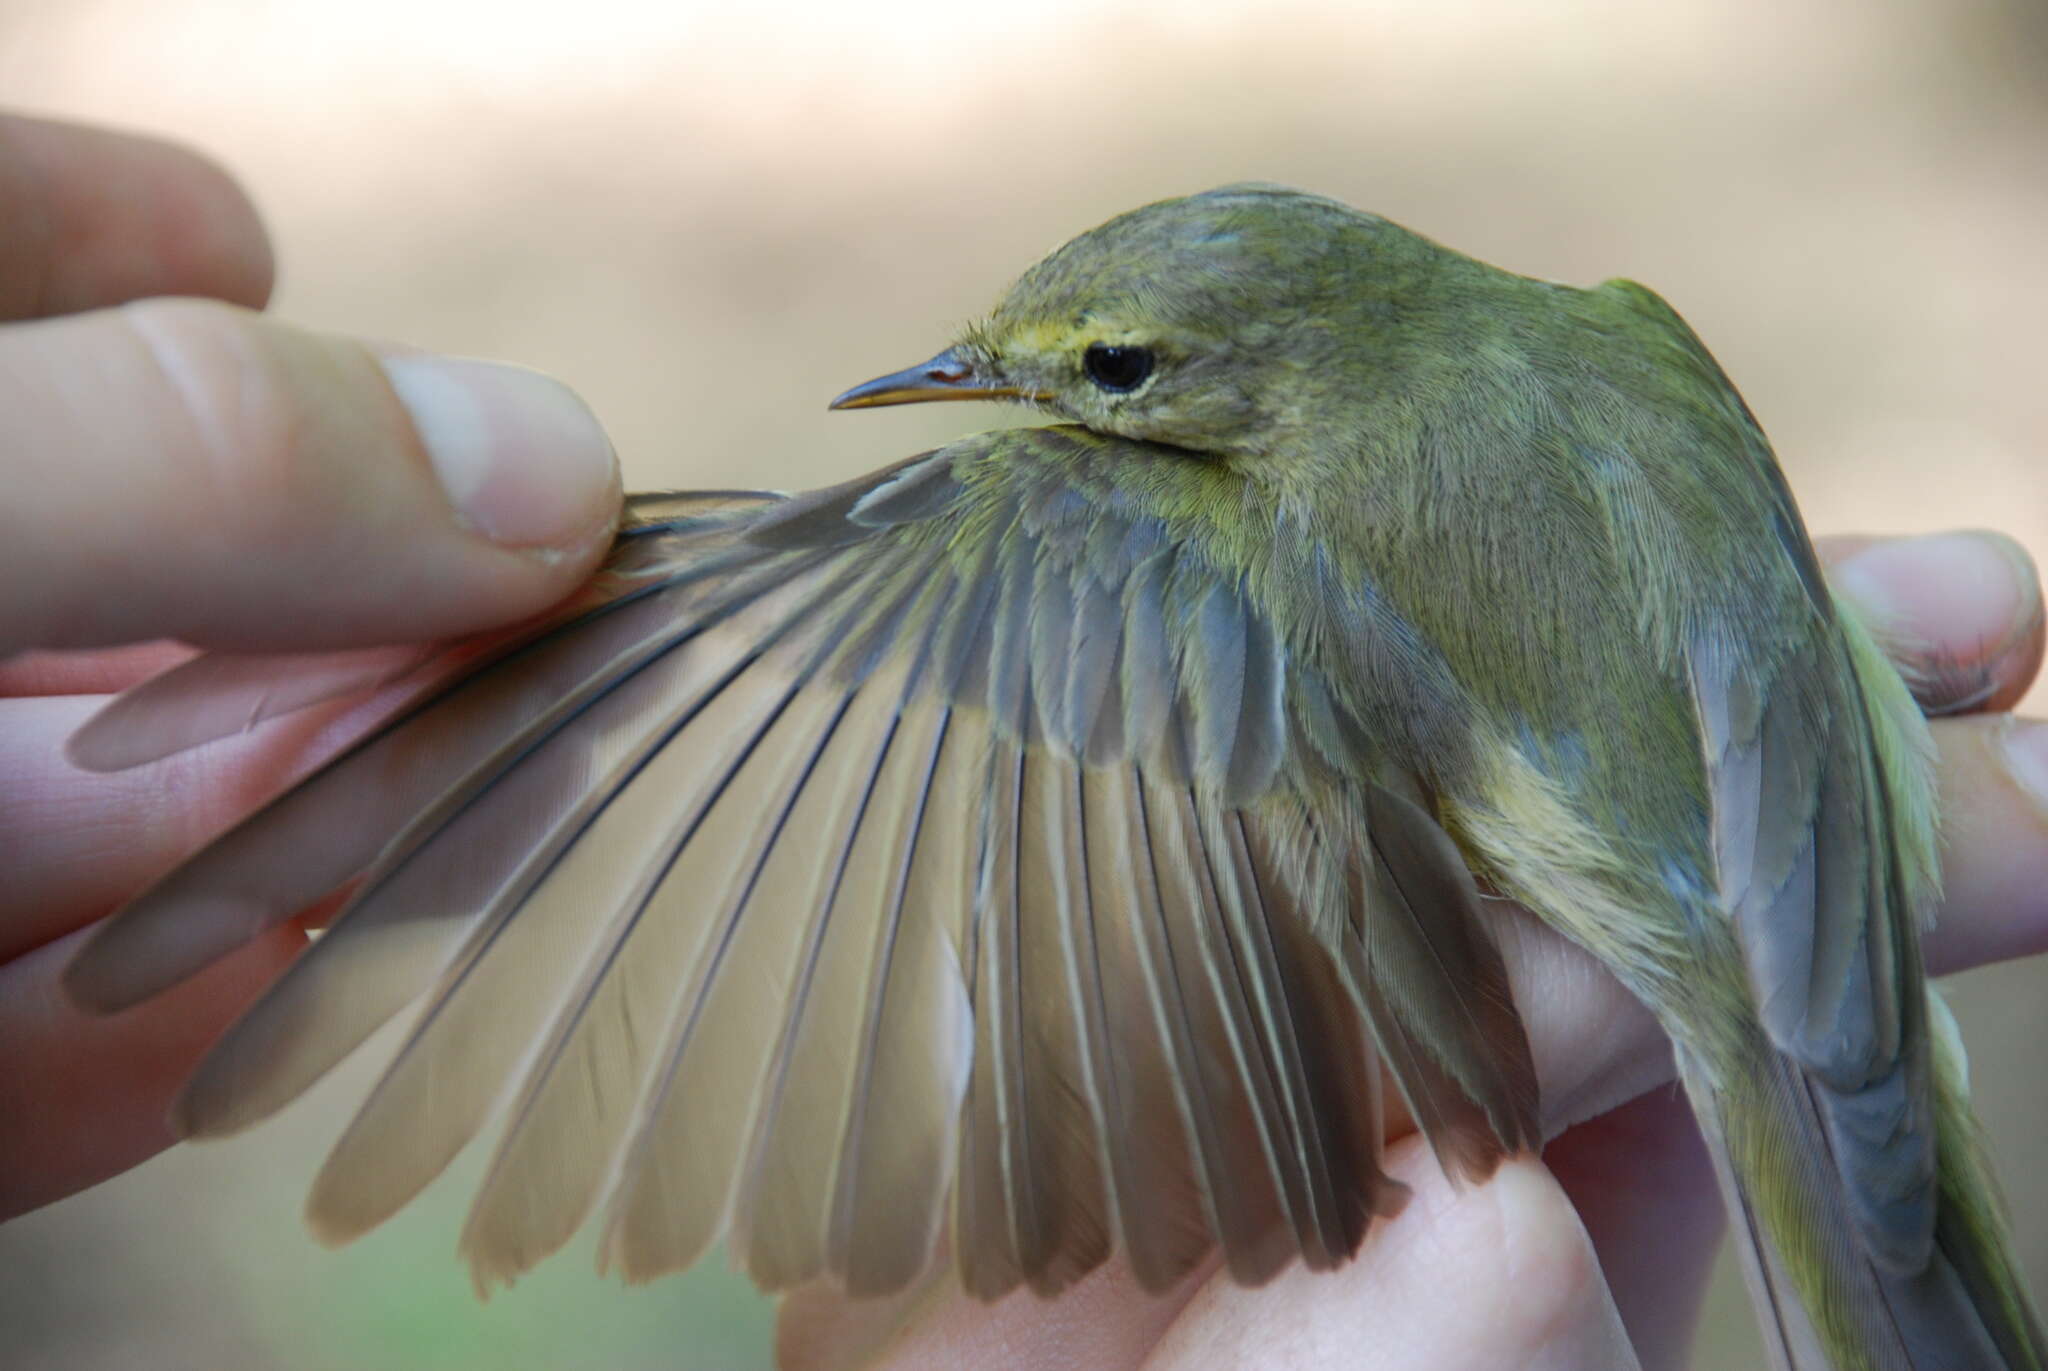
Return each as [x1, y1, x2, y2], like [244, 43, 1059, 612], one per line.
[3, 1, 2044, 1367]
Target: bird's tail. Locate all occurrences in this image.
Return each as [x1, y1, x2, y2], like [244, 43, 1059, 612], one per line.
[1680, 1003, 2045, 1371]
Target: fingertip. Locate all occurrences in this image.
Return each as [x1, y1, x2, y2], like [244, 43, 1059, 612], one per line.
[1927, 714, 2048, 974]
[143, 134, 276, 310]
[0, 919, 305, 1219]
[1829, 531, 2044, 715]
[381, 354, 621, 553]
[1464, 1156, 1635, 1368]
[0, 114, 275, 317]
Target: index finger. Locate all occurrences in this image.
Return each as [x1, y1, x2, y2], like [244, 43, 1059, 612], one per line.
[0, 112, 273, 320]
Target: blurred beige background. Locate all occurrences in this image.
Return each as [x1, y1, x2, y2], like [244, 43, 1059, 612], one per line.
[3, 0, 2045, 1367]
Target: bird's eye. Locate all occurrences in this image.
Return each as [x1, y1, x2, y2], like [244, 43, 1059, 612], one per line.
[1082, 343, 1154, 393]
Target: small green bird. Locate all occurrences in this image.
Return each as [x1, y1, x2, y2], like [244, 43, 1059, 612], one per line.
[67, 185, 2042, 1369]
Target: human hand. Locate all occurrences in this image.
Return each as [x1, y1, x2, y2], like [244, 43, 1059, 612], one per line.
[0, 111, 621, 1216]
[777, 529, 2048, 1370]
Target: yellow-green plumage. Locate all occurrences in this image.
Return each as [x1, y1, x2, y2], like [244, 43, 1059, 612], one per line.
[65, 185, 2041, 1368]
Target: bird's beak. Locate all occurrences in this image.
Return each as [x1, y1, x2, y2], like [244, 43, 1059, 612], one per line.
[828, 346, 1041, 410]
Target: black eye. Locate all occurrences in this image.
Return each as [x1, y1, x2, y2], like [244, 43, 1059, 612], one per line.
[1082, 343, 1154, 393]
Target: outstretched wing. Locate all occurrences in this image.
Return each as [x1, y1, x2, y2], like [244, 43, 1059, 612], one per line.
[66, 425, 1538, 1299]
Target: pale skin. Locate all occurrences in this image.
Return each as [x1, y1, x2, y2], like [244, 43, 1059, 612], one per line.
[1, 112, 2043, 1371]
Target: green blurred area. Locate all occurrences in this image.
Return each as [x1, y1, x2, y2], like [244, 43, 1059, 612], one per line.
[2, 1, 2045, 1367]
[8, 1031, 778, 1370]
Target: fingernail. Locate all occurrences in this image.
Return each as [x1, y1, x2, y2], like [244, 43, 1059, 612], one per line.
[2006, 719, 2048, 812]
[382, 356, 618, 549]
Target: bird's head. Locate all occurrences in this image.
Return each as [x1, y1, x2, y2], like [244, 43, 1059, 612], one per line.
[830, 185, 1447, 460]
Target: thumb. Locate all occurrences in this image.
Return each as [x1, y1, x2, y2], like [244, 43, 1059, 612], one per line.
[0, 297, 620, 654]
